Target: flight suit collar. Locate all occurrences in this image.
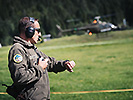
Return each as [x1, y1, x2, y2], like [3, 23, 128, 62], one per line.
[13, 36, 34, 48]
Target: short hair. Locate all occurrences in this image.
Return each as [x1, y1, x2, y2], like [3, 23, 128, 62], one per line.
[18, 17, 34, 34]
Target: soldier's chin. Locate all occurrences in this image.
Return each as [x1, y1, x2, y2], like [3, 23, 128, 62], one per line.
[35, 40, 38, 44]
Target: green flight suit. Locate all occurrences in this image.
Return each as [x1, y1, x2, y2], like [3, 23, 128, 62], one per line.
[8, 36, 67, 100]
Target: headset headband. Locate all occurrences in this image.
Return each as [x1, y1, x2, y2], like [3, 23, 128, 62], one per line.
[29, 17, 35, 23]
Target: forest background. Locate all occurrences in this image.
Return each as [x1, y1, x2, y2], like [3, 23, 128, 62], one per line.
[0, 0, 132, 46]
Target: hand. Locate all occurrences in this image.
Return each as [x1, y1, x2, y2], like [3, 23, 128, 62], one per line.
[65, 60, 75, 72]
[38, 57, 49, 70]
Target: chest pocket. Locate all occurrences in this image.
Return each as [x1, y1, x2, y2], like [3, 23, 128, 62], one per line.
[28, 49, 39, 68]
[29, 55, 38, 64]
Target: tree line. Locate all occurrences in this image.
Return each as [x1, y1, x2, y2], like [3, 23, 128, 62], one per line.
[0, 0, 132, 46]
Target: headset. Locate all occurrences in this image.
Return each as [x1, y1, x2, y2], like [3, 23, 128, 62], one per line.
[25, 17, 35, 38]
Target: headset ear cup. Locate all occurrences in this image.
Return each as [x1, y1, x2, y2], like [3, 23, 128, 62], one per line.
[25, 27, 35, 38]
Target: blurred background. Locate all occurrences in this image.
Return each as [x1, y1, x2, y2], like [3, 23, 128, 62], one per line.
[0, 0, 132, 46]
[0, 0, 133, 100]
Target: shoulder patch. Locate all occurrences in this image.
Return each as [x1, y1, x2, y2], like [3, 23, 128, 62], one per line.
[13, 54, 23, 63]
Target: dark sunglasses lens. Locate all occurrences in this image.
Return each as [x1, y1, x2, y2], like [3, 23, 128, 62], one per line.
[36, 29, 41, 33]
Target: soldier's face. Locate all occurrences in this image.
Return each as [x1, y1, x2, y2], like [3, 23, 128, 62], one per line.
[31, 21, 41, 44]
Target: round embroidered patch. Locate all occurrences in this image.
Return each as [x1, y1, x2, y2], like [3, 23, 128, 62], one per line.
[13, 54, 23, 63]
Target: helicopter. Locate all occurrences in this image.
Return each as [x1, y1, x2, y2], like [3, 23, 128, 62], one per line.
[56, 16, 117, 37]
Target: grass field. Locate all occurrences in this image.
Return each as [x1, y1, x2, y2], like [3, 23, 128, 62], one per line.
[0, 30, 133, 100]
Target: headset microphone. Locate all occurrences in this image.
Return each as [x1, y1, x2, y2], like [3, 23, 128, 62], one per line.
[38, 36, 42, 42]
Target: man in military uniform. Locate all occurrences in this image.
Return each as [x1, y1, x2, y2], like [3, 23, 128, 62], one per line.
[8, 17, 75, 100]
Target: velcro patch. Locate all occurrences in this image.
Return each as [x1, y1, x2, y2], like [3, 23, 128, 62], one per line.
[13, 54, 23, 63]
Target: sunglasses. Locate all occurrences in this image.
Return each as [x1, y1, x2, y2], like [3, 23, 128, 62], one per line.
[35, 28, 41, 33]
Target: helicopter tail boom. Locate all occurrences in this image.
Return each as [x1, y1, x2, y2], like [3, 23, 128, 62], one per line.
[56, 24, 63, 32]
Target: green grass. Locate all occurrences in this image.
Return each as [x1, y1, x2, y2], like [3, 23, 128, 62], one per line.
[0, 30, 133, 100]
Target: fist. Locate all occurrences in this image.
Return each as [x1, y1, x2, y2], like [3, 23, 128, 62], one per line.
[38, 57, 49, 70]
[65, 60, 75, 72]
